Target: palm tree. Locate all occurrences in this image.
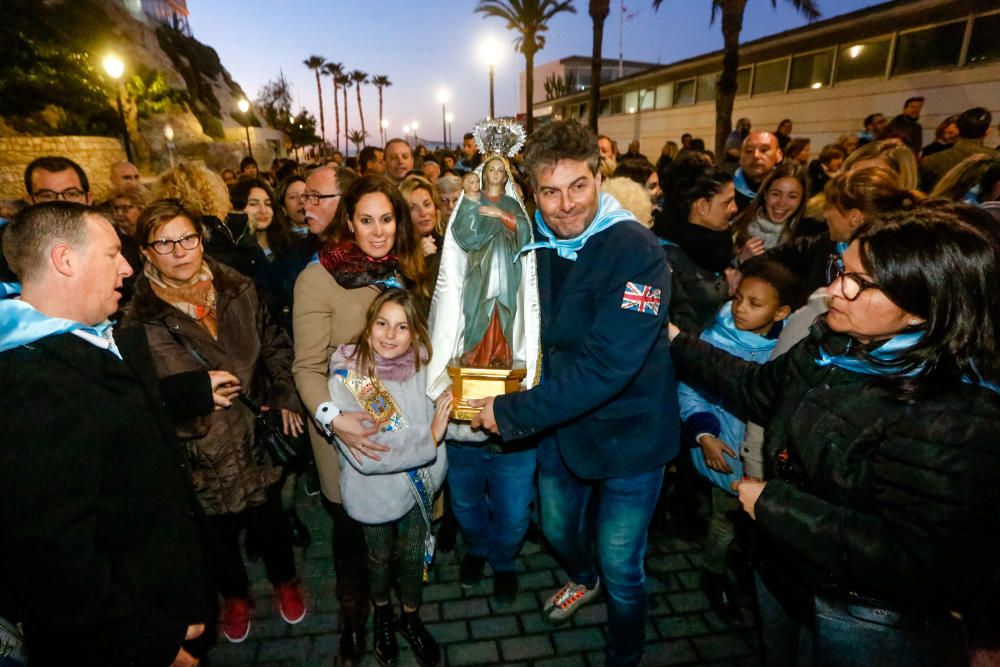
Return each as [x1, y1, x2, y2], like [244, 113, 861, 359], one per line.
[588, 0, 611, 132]
[475, 0, 577, 134]
[371, 75, 392, 145]
[322, 62, 344, 152]
[652, 0, 820, 157]
[349, 70, 369, 140]
[348, 129, 369, 155]
[335, 72, 352, 151]
[303, 55, 327, 154]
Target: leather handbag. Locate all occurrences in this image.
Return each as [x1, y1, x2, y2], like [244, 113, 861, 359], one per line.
[168, 329, 308, 466]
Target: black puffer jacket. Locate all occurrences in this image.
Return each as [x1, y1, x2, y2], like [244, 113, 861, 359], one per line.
[672, 321, 1000, 616]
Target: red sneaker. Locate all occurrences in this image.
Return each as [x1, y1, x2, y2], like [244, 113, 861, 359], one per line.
[275, 579, 307, 625]
[221, 597, 252, 643]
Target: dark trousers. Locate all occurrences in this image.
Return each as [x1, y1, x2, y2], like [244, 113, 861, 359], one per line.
[322, 497, 371, 629]
[206, 485, 296, 599]
[363, 504, 427, 610]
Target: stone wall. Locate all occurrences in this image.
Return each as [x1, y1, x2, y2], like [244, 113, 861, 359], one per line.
[0, 136, 126, 203]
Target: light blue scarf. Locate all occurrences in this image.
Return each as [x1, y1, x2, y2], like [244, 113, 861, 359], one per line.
[816, 330, 1000, 395]
[0, 282, 121, 358]
[701, 302, 779, 355]
[516, 192, 635, 261]
[733, 168, 756, 201]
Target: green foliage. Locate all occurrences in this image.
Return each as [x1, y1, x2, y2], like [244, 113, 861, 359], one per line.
[0, 0, 120, 135]
[256, 73, 294, 132]
[348, 129, 368, 152]
[544, 71, 578, 100]
[288, 109, 320, 147]
[195, 111, 225, 139]
[127, 67, 189, 118]
[475, 0, 577, 55]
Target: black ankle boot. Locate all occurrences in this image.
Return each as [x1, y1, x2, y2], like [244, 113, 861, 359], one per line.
[339, 623, 366, 666]
[372, 604, 398, 666]
[286, 508, 311, 548]
[398, 609, 440, 667]
[700, 571, 741, 624]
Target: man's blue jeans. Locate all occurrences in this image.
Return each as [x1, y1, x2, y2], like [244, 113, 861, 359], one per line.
[446, 443, 537, 573]
[538, 437, 663, 667]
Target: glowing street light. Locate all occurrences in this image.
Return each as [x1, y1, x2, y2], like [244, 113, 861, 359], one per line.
[163, 124, 175, 168]
[236, 98, 253, 159]
[102, 53, 133, 162]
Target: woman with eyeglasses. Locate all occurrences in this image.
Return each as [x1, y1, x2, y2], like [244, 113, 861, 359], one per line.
[123, 199, 308, 644]
[291, 175, 429, 665]
[668, 205, 1000, 666]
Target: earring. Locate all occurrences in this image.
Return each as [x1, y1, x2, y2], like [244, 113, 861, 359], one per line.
[909, 319, 919, 326]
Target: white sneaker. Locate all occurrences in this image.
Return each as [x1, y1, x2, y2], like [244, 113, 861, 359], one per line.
[544, 578, 601, 623]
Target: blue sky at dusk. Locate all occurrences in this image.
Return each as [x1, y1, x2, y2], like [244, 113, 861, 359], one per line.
[188, 0, 884, 151]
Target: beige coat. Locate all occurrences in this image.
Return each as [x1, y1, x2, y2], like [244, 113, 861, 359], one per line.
[292, 262, 381, 502]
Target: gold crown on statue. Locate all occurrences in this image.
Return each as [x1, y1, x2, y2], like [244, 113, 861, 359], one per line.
[473, 118, 526, 159]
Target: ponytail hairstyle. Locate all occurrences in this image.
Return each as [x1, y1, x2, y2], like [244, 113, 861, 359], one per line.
[842, 138, 919, 190]
[347, 288, 432, 379]
[732, 161, 809, 247]
[825, 166, 920, 221]
[654, 153, 732, 236]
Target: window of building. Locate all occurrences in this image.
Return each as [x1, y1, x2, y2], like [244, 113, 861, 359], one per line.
[638, 88, 655, 110]
[836, 39, 891, 82]
[736, 68, 751, 96]
[610, 95, 624, 115]
[789, 49, 833, 90]
[893, 21, 965, 75]
[599, 98, 610, 117]
[623, 90, 639, 114]
[752, 59, 788, 95]
[673, 79, 696, 106]
[968, 13, 1000, 65]
[655, 82, 674, 109]
[696, 72, 719, 103]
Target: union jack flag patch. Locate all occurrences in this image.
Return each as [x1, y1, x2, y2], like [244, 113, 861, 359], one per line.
[621, 282, 661, 316]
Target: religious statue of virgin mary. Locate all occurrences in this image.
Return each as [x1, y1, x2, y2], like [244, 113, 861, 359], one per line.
[426, 119, 541, 410]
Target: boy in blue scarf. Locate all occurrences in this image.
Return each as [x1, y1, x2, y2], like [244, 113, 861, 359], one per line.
[677, 258, 803, 622]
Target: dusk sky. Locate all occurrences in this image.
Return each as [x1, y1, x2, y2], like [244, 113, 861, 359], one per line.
[188, 0, 885, 152]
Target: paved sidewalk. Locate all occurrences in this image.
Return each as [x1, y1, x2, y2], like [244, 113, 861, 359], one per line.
[208, 494, 761, 667]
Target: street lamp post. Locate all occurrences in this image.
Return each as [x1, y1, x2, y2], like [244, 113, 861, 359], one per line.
[402, 124, 411, 147]
[237, 98, 253, 160]
[481, 39, 500, 120]
[445, 113, 454, 149]
[163, 124, 175, 169]
[380, 118, 389, 146]
[437, 89, 449, 149]
[411, 121, 419, 147]
[488, 63, 495, 120]
[102, 54, 133, 162]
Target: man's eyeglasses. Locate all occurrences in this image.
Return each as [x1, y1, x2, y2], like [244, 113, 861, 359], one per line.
[112, 204, 138, 215]
[145, 233, 202, 255]
[33, 188, 87, 203]
[302, 192, 341, 205]
[827, 256, 880, 302]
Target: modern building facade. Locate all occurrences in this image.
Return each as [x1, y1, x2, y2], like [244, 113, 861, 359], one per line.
[539, 0, 1000, 155]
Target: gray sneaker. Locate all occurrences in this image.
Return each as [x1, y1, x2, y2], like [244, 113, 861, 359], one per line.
[544, 579, 601, 623]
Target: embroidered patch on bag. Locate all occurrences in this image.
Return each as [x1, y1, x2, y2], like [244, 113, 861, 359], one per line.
[620, 282, 661, 316]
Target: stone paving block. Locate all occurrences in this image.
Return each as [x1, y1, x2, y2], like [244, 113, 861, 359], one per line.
[692, 633, 751, 661]
[535, 656, 589, 667]
[518, 569, 556, 591]
[434, 563, 460, 583]
[570, 601, 608, 626]
[667, 590, 711, 613]
[209, 640, 259, 666]
[500, 634, 555, 661]
[418, 602, 440, 623]
[470, 615, 520, 639]
[300, 558, 333, 578]
[424, 581, 464, 602]
[425, 620, 469, 643]
[524, 552, 559, 571]
[448, 639, 501, 665]
[655, 613, 710, 639]
[647, 553, 691, 574]
[704, 608, 753, 630]
[252, 616, 291, 639]
[257, 636, 311, 663]
[306, 632, 338, 661]
[490, 590, 540, 614]
[644, 639, 700, 666]
[519, 610, 554, 634]
[552, 626, 605, 654]
[674, 569, 701, 591]
[442, 597, 491, 620]
[296, 611, 338, 635]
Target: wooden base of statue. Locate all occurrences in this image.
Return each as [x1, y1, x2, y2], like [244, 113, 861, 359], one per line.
[446, 361, 527, 421]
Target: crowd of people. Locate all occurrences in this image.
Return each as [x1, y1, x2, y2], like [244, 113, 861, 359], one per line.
[1, 96, 1000, 667]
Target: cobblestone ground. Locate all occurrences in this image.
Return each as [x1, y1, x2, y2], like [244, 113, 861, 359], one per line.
[207, 493, 761, 667]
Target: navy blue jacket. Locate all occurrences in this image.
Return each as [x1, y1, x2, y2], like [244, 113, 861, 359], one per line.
[493, 220, 680, 479]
